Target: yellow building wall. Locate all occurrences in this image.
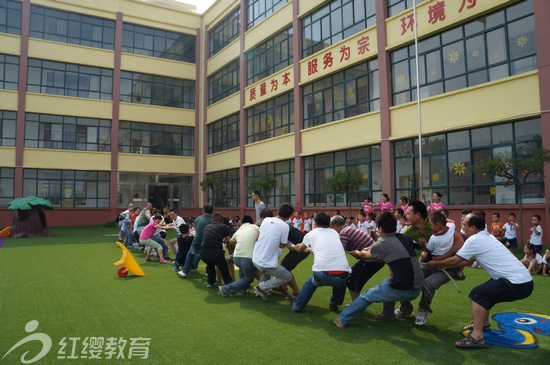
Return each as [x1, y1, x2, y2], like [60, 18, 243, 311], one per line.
[245, 134, 295, 166]
[300, 27, 377, 85]
[386, 0, 517, 50]
[0, 90, 18, 111]
[390, 72, 540, 139]
[0, 33, 20, 55]
[121, 54, 196, 79]
[206, 93, 240, 123]
[301, 112, 382, 156]
[119, 103, 195, 126]
[24, 149, 111, 170]
[118, 154, 195, 173]
[207, 40, 240, 75]
[119, 1, 200, 34]
[26, 94, 112, 119]
[32, 0, 117, 19]
[206, 148, 240, 172]
[28, 39, 114, 68]
[244, 2, 293, 51]
[203, 0, 240, 27]
[0, 148, 16, 167]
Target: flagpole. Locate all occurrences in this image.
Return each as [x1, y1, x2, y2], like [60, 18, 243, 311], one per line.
[412, 0, 423, 201]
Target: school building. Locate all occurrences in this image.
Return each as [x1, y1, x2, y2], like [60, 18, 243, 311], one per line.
[0, 0, 548, 242]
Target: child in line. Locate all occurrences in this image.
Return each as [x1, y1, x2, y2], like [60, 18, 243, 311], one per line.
[542, 249, 550, 276]
[394, 208, 405, 232]
[345, 215, 356, 229]
[366, 212, 377, 240]
[521, 243, 543, 274]
[529, 215, 543, 254]
[357, 212, 368, 233]
[490, 212, 505, 244]
[503, 212, 519, 252]
[398, 216, 408, 233]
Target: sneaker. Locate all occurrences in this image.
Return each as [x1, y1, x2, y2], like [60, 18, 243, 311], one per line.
[254, 285, 269, 301]
[415, 310, 428, 326]
[328, 303, 339, 312]
[219, 286, 229, 297]
[394, 308, 414, 318]
[177, 270, 187, 278]
[206, 283, 217, 288]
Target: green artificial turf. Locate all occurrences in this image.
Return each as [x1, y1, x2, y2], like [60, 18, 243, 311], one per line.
[0, 226, 548, 364]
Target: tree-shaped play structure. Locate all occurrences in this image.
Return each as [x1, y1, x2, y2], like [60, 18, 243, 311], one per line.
[8, 196, 54, 238]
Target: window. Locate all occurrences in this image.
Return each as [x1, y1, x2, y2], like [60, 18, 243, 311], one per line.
[27, 59, 112, 100]
[120, 71, 195, 109]
[23, 169, 110, 208]
[0, 110, 16, 146]
[119, 121, 194, 156]
[394, 118, 543, 205]
[122, 23, 196, 63]
[208, 114, 239, 154]
[302, 0, 376, 58]
[304, 146, 381, 208]
[30, 4, 115, 50]
[119, 173, 193, 209]
[387, 0, 425, 17]
[247, 92, 293, 143]
[0, 167, 14, 206]
[205, 169, 240, 208]
[209, 7, 240, 57]
[25, 113, 111, 151]
[0, 0, 21, 35]
[246, 27, 293, 85]
[208, 59, 239, 105]
[0, 54, 18, 90]
[391, 0, 535, 105]
[246, 0, 288, 29]
[247, 160, 295, 207]
[303, 59, 379, 128]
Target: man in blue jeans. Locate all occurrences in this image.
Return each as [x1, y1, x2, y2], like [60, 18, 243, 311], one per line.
[290, 212, 351, 313]
[178, 204, 213, 278]
[333, 211, 424, 328]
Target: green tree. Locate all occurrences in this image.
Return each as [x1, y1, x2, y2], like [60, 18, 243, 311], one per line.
[472, 147, 550, 244]
[8, 196, 54, 238]
[247, 176, 278, 206]
[200, 177, 224, 206]
[324, 167, 364, 216]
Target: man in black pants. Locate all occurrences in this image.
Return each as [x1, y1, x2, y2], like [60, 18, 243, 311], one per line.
[200, 213, 233, 288]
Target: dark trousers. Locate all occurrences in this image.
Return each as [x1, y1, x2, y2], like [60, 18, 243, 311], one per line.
[200, 249, 233, 285]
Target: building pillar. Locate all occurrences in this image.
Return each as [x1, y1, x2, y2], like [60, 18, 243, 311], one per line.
[292, 0, 303, 212]
[110, 11, 123, 217]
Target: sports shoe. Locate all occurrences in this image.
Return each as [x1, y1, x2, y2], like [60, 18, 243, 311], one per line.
[177, 270, 187, 278]
[394, 308, 414, 318]
[206, 283, 217, 288]
[328, 303, 339, 312]
[219, 286, 229, 297]
[254, 285, 269, 301]
[415, 310, 428, 326]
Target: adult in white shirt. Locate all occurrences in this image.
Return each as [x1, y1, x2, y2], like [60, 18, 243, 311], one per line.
[252, 203, 295, 300]
[290, 212, 351, 313]
[167, 209, 186, 255]
[292, 213, 303, 231]
[428, 213, 533, 348]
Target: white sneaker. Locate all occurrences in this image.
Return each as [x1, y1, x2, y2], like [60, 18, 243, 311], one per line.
[177, 270, 187, 278]
[415, 310, 428, 326]
[394, 308, 414, 318]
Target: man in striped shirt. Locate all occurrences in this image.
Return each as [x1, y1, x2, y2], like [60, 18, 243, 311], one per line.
[331, 215, 385, 301]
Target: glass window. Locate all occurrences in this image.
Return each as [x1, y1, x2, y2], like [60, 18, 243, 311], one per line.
[122, 23, 195, 62]
[209, 7, 240, 56]
[27, 59, 112, 100]
[304, 146, 381, 208]
[394, 118, 543, 205]
[302, 0, 376, 57]
[246, 0, 288, 29]
[387, 0, 426, 17]
[247, 92, 293, 143]
[0, 54, 19, 91]
[208, 113, 239, 154]
[25, 113, 111, 151]
[23, 168, 109, 208]
[0, 0, 21, 35]
[119, 71, 194, 109]
[30, 4, 115, 50]
[390, 0, 535, 105]
[0, 110, 16, 146]
[246, 27, 293, 85]
[247, 160, 294, 207]
[205, 169, 240, 208]
[0, 167, 14, 206]
[208, 59, 240, 105]
[119, 121, 194, 156]
[303, 59, 379, 128]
